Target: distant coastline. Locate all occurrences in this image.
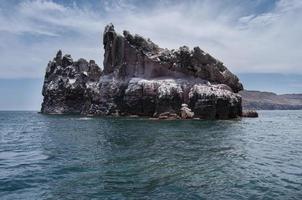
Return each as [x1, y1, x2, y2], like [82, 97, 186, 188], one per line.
[240, 90, 302, 110]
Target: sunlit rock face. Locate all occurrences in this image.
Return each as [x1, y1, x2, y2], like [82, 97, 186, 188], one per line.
[41, 24, 243, 119]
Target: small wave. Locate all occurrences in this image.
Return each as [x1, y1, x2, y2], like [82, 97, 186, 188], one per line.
[77, 117, 92, 121]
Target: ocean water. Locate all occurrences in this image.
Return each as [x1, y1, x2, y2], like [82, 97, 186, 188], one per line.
[0, 111, 301, 200]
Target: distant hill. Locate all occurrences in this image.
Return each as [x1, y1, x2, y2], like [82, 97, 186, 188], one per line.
[240, 90, 302, 110]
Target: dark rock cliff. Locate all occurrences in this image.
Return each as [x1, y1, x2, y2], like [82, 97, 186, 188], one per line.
[41, 51, 101, 114]
[41, 24, 243, 119]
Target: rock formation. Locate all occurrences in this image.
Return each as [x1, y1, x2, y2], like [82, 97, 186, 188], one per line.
[180, 104, 194, 119]
[41, 51, 101, 114]
[41, 24, 243, 119]
[241, 110, 259, 118]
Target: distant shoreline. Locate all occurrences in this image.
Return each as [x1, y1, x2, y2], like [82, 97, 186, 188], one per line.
[240, 90, 302, 110]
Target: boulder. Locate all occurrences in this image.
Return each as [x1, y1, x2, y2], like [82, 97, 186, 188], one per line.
[241, 110, 259, 118]
[158, 112, 181, 120]
[180, 104, 194, 119]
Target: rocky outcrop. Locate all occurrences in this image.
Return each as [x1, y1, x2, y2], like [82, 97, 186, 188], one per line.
[180, 104, 194, 119]
[158, 112, 181, 120]
[241, 110, 259, 118]
[103, 24, 243, 93]
[41, 50, 101, 114]
[41, 24, 243, 119]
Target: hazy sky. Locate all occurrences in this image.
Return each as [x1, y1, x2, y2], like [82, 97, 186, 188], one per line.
[0, 0, 302, 110]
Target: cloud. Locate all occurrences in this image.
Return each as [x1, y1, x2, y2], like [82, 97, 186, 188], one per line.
[0, 0, 302, 78]
[0, 0, 104, 36]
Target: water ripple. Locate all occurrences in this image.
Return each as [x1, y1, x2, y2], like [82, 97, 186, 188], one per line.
[0, 110, 302, 199]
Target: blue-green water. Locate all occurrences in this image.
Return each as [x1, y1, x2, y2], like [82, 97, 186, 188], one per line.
[0, 111, 301, 200]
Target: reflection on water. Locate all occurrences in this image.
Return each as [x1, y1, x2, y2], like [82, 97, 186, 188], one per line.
[0, 111, 302, 199]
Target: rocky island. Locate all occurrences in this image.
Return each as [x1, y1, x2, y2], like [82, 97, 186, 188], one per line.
[41, 24, 245, 119]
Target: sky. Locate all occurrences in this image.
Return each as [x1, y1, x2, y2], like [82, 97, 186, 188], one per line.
[0, 0, 302, 110]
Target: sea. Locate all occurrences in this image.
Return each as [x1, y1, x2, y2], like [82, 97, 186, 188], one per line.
[0, 110, 301, 200]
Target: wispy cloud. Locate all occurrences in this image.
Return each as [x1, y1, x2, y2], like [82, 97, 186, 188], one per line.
[0, 0, 302, 78]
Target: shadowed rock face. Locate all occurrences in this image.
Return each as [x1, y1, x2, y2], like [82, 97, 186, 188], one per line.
[41, 50, 101, 114]
[41, 24, 243, 119]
